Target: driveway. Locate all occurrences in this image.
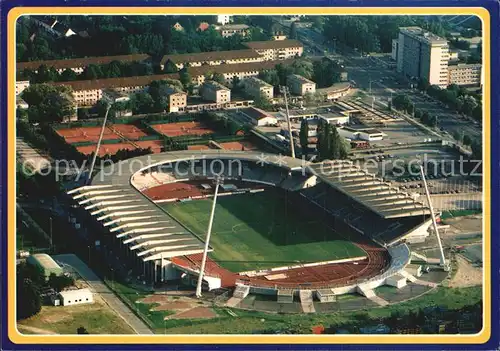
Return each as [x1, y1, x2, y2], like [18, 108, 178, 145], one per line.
[54, 254, 153, 335]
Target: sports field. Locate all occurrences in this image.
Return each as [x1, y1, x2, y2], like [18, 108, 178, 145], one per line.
[162, 190, 366, 272]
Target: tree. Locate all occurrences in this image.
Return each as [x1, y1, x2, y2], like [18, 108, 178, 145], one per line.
[48, 273, 74, 292]
[33, 64, 59, 83]
[289, 21, 298, 40]
[60, 68, 78, 81]
[179, 69, 192, 88]
[212, 72, 226, 85]
[417, 78, 430, 92]
[254, 92, 272, 110]
[22, 84, 75, 124]
[312, 58, 341, 88]
[299, 119, 309, 154]
[16, 263, 43, 321]
[258, 69, 280, 87]
[77, 327, 89, 334]
[463, 134, 472, 146]
[81, 64, 103, 80]
[131, 92, 155, 114]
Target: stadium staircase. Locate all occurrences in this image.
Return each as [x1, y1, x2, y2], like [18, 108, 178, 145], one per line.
[226, 285, 250, 307]
[356, 285, 389, 306]
[299, 290, 316, 313]
[399, 270, 418, 283]
[411, 252, 441, 264]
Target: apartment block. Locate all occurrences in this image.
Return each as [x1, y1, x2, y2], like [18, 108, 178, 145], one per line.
[187, 59, 295, 87]
[396, 27, 449, 88]
[287, 74, 316, 96]
[16, 80, 30, 96]
[243, 77, 274, 100]
[391, 38, 399, 61]
[51, 73, 179, 106]
[448, 63, 482, 87]
[160, 49, 263, 70]
[201, 81, 231, 103]
[165, 87, 187, 113]
[243, 40, 303, 61]
[17, 54, 151, 74]
[214, 24, 249, 38]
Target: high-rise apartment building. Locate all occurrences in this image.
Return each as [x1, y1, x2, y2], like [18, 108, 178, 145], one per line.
[396, 27, 450, 88]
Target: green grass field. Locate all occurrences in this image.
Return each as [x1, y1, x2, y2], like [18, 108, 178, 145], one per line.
[162, 190, 365, 272]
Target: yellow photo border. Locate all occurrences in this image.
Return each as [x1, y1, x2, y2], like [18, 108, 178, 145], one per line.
[7, 6, 491, 345]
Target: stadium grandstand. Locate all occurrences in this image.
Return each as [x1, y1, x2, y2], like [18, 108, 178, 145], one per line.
[68, 150, 433, 299]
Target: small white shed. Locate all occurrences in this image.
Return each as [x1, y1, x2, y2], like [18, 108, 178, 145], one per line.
[59, 288, 94, 306]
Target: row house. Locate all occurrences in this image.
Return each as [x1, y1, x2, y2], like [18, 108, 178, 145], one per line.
[187, 59, 295, 87]
[17, 54, 151, 74]
[51, 73, 179, 107]
[243, 39, 303, 61]
[160, 49, 264, 71]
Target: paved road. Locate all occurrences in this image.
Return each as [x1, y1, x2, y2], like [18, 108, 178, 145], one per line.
[54, 254, 153, 335]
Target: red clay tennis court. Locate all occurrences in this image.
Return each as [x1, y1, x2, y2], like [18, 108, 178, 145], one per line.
[150, 121, 216, 137]
[56, 127, 117, 144]
[219, 141, 258, 151]
[187, 144, 211, 151]
[108, 124, 149, 139]
[56, 125, 149, 144]
[76, 140, 163, 156]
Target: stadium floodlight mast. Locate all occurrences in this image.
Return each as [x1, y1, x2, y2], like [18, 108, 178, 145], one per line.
[279, 85, 296, 159]
[420, 165, 450, 272]
[87, 97, 113, 185]
[195, 175, 223, 298]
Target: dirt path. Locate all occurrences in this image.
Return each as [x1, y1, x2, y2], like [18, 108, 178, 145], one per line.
[449, 255, 482, 288]
[18, 324, 57, 335]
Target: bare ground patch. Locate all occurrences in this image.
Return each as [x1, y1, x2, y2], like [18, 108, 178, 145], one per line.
[168, 306, 217, 320]
[449, 255, 482, 288]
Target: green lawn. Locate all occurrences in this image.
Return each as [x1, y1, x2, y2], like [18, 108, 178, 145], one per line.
[162, 190, 365, 272]
[441, 209, 482, 220]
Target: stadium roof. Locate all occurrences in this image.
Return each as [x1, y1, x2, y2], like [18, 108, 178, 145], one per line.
[308, 161, 430, 219]
[69, 151, 430, 261]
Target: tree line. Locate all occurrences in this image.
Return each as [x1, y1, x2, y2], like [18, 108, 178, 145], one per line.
[300, 119, 349, 160]
[322, 16, 453, 54]
[16, 15, 268, 63]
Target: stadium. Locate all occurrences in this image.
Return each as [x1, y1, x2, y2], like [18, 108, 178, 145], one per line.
[69, 150, 438, 308]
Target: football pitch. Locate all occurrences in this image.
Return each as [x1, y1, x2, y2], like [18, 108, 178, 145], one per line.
[162, 190, 366, 272]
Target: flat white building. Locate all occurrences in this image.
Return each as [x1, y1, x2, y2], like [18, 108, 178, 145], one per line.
[396, 27, 450, 88]
[59, 288, 94, 306]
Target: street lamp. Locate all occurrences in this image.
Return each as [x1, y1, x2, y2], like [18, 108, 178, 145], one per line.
[195, 176, 223, 298]
[87, 97, 113, 185]
[279, 86, 296, 158]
